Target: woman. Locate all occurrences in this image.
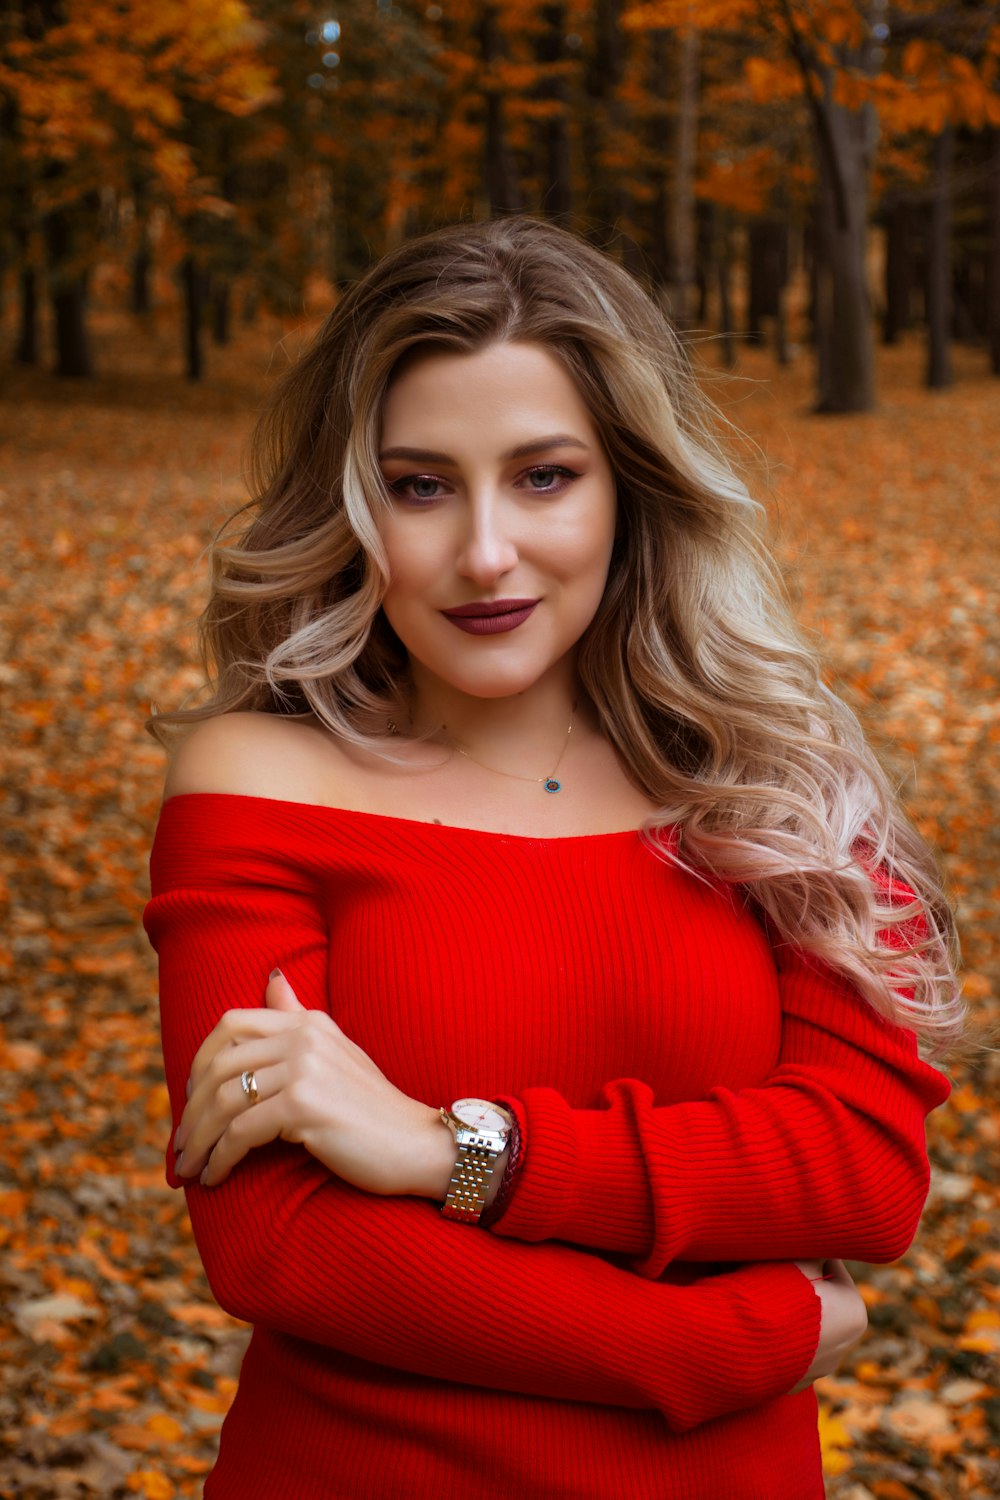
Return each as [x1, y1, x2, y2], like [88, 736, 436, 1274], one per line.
[143, 215, 959, 1500]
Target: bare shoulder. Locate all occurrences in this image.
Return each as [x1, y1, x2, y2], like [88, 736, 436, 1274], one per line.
[162, 712, 356, 804]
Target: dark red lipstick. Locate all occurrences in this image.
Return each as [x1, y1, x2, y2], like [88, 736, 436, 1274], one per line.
[441, 598, 540, 635]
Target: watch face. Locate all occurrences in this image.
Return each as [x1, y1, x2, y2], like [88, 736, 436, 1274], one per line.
[451, 1098, 509, 1133]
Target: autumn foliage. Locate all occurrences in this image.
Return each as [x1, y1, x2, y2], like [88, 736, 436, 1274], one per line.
[1, 307, 998, 1497]
[2, 1, 999, 1494]
[3, 1, 999, 404]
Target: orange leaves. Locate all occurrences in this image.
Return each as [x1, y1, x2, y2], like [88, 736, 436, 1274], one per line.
[5, 317, 1000, 1499]
[128, 1474, 175, 1499]
[709, 338, 1000, 1494]
[622, 0, 758, 31]
[0, 1030, 45, 1070]
[877, 39, 1000, 134]
[2, 0, 277, 210]
[696, 149, 778, 217]
[171, 1303, 240, 1332]
[817, 1404, 853, 1476]
[113, 1413, 184, 1451]
[957, 1309, 1000, 1355]
[744, 56, 802, 106]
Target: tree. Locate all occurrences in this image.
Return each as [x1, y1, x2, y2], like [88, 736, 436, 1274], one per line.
[989, 126, 1000, 374]
[666, 23, 701, 324]
[873, 9, 1000, 386]
[625, 0, 882, 408]
[0, 0, 276, 374]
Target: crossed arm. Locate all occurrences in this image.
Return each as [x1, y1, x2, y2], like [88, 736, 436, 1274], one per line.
[145, 850, 823, 1433]
[144, 797, 944, 1428]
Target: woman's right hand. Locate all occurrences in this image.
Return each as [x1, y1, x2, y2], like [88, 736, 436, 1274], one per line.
[790, 1259, 868, 1393]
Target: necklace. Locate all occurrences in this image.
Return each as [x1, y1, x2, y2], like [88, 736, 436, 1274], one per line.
[449, 712, 574, 793]
[389, 709, 575, 793]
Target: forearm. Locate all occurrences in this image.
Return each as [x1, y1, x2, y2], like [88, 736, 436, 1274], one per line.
[183, 1135, 821, 1430]
[489, 954, 949, 1275]
[146, 881, 819, 1429]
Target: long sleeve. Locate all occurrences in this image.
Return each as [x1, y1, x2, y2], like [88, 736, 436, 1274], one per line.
[142, 798, 822, 1434]
[490, 909, 951, 1278]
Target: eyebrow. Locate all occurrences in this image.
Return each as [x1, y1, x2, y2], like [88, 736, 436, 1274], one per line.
[378, 434, 591, 464]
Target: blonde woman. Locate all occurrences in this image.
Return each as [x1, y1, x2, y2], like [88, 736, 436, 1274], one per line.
[143, 216, 958, 1500]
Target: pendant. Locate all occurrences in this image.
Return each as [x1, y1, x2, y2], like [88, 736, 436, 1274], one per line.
[544, 778, 562, 793]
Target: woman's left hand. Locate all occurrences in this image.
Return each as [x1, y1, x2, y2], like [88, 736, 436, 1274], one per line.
[173, 970, 457, 1198]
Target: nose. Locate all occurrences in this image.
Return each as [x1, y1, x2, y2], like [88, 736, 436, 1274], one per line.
[454, 494, 519, 587]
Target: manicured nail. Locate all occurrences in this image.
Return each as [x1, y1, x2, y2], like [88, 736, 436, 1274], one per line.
[269, 967, 284, 981]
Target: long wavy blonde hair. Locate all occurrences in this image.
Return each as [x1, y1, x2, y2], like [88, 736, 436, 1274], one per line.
[148, 214, 963, 1053]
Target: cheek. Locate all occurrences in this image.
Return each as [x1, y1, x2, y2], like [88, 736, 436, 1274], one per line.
[550, 509, 616, 588]
[379, 521, 442, 595]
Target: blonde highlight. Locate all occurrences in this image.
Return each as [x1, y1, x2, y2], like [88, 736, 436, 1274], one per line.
[146, 214, 964, 1055]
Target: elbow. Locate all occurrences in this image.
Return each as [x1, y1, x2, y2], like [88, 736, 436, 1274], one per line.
[843, 1151, 931, 1265]
[197, 1234, 271, 1326]
[855, 1221, 922, 1267]
[184, 1153, 345, 1335]
[185, 1186, 283, 1327]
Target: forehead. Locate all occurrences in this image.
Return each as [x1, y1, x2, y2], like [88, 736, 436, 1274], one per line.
[379, 341, 596, 443]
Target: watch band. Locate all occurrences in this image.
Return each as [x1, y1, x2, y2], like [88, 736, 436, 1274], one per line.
[478, 1109, 522, 1227]
[438, 1105, 510, 1225]
[441, 1131, 504, 1224]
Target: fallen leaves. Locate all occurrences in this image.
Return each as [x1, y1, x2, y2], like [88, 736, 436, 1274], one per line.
[1, 313, 997, 1498]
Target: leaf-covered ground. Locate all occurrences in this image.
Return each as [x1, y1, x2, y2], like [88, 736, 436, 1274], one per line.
[1, 314, 997, 1500]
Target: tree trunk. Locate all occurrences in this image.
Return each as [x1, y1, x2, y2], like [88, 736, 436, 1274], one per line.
[714, 205, 736, 369]
[181, 255, 205, 381]
[925, 124, 953, 390]
[747, 220, 787, 344]
[811, 80, 875, 413]
[16, 266, 38, 365]
[986, 127, 1000, 376]
[479, 4, 522, 215]
[643, 28, 671, 288]
[45, 208, 92, 378]
[951, 251, 976, 344]
[584, 0, 636, 265]
[882, 198, 913, 345]
[774, 282, 790, 365]
[132, 235, 152, 315]
[665, 27, 699, 327]
[535, 3, 572, 221]
[211, 278, 231, 345]
[695, 200, 712, 322]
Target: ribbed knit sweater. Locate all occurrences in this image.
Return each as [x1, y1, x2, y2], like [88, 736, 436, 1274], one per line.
[142, 793, 950, 1500]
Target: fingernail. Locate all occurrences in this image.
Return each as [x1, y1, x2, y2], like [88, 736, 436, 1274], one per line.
[173, 1128, 183, 1152]
[186, 1077, 192, 1099]
[199, 1168, 209, 1186]
[269, 967, 284, 981]
[175, 1151, 187, 1174]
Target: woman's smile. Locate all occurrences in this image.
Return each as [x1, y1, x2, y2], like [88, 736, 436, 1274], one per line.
[440, 598, 540, 634]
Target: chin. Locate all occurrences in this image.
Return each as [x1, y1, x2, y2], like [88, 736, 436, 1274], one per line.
[439, 670, 550, 701]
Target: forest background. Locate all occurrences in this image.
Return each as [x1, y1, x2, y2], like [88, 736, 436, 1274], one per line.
[1, 2, 999, 1498]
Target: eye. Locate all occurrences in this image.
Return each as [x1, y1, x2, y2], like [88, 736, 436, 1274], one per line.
[520, 465, 578, 494]
[386, 474, 448, 505]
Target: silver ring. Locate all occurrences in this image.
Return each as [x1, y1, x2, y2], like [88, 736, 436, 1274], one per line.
[240, 1069, 259, 1104]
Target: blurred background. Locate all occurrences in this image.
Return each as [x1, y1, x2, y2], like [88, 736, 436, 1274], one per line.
[2, 0, 999, 400]
[1, 4, 998, 1499]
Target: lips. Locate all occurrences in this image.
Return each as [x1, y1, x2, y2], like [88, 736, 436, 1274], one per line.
[441, 598, 540, 635]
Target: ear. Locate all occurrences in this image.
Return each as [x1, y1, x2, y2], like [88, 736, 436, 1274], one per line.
[265, 967, 305, 1010]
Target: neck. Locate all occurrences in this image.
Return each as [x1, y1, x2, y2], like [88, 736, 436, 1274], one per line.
[405, 661, 581, 768]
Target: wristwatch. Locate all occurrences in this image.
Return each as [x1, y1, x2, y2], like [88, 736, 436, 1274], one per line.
[438, 1098, 513, 1225]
